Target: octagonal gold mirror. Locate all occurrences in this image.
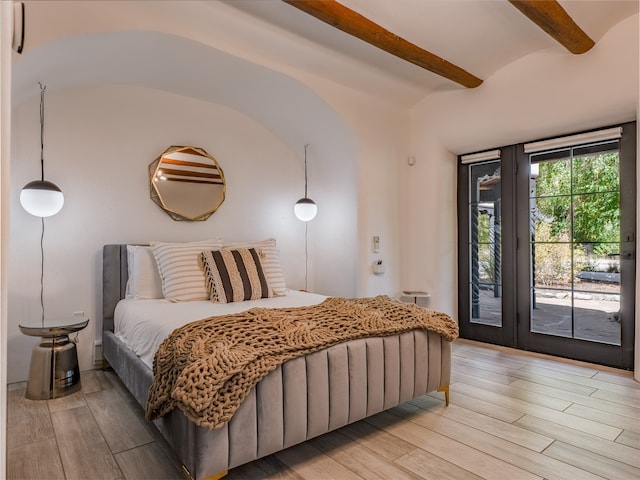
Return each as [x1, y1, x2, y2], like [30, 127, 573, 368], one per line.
[149, 146, 226, 221]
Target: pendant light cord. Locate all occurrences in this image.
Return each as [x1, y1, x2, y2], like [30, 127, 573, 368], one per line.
[303, 144, 310, 291]
[40, 218, 45, 324]
[304, 222, 309, 291]
[39, 82, 46, 181]
[303, 144, 309, 198]
[39, 82, 47, 324]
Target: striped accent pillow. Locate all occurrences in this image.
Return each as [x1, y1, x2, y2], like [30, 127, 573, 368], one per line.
[200, 248, 272, 303]
[222, 238, 287, 295]
[150, 239, 223, 301]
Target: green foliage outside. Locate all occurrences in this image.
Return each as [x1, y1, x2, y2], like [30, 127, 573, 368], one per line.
[532, 222, 589, 285]
[532, 151, 620, 284]
[476, 212, 497, 283]
[534, 152, 619, 248]
[477, 212, 491, 243]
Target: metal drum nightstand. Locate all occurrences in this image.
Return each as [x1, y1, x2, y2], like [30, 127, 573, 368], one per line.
[19, 318, 89, 400]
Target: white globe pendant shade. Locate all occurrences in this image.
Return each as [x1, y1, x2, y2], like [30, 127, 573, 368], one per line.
[20, 180, 64, 217]
[294, 197, 317, 222]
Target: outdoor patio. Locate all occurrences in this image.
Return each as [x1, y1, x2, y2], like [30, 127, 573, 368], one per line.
[472, 283, 621, 345]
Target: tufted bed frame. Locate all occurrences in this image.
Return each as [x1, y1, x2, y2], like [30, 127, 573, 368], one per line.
[102, 244, 452, 480]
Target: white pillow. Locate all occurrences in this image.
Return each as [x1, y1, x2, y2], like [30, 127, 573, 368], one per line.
[222, 238, 287, 295]
[126, 245, 163, 300]
[150, 239, 223, 301]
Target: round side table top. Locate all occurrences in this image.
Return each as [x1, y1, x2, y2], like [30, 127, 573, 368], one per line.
[402, 291, 431, 304]
[402, 290, 431, 298]
[19, 317, 89, 338]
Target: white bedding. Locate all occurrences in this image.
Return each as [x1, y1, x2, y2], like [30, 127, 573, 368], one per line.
[114, 290, 327, 368]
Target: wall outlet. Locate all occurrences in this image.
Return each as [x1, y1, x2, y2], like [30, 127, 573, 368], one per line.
[73, 311, 85, 317]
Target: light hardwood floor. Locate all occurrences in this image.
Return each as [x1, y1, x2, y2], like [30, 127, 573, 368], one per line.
[7, 339, 640, 480]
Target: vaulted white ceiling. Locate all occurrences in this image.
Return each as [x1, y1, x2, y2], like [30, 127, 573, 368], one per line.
[12, 1, 639, 108]
[227, 0, 638, 103]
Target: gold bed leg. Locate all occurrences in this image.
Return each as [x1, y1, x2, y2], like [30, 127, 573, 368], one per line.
[181, 465, 227, 480]
[437, 385, 450, 406]
[204, 472, 228, 480]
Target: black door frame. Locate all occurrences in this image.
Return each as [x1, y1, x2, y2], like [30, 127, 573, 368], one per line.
[457, 146, 517, 347]
[457, 123, 636, 369]
[515, 123, 636, 369]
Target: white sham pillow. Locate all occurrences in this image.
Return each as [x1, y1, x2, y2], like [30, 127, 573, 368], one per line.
[222, 238, 287, 295]
[150, 239, 223, 301]
[126, 245, 164, 300]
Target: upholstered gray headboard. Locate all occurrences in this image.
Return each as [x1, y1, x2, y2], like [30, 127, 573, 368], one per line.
[102, 244, 129, 332]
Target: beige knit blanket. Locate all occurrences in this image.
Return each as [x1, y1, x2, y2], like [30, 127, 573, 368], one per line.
[145, 295, 458, 429]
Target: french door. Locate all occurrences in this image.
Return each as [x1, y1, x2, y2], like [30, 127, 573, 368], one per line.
[458, 123, 636, 369]
[458, 147, 517, 347]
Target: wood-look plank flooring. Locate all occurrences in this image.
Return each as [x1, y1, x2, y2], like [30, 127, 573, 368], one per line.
[7, 339, 640, 479]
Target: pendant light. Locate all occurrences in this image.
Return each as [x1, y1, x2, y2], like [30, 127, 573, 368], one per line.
[20, 83, 64, 217]
[294, 144, 317, 221]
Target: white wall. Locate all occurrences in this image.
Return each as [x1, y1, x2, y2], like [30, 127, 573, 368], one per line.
[8, 51, 410, 384]
[406, 14, 638, 344]
[11, 87, 299, 379]
[293, 76, 410, 298]
[8, 85, 360, 382]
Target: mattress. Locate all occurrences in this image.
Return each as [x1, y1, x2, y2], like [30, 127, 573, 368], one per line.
[115, 290, 327, 368]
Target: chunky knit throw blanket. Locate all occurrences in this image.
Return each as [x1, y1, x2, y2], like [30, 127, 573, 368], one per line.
[145, 295, 458, 429]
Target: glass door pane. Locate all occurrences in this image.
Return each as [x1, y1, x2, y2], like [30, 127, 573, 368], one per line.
[469, 160, 502, 326]
[529, 143, 621, 345]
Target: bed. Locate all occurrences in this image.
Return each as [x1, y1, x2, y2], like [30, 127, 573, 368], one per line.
[102, 243, 455, 480]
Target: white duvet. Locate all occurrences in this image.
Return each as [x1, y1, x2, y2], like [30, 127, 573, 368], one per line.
[114, 290, 327, 369]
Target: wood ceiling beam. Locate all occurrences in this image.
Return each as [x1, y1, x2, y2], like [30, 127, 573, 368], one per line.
[282, 0, 482, 88]
[509, 0, 595, 54]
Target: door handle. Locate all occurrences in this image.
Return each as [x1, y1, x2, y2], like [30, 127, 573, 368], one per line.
[620, 250, 635, 260]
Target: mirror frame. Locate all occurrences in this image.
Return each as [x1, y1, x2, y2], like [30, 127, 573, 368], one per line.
[148, 145, 226, 221]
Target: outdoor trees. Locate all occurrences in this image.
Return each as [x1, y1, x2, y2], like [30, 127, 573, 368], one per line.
[532, 151, 620, 285]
